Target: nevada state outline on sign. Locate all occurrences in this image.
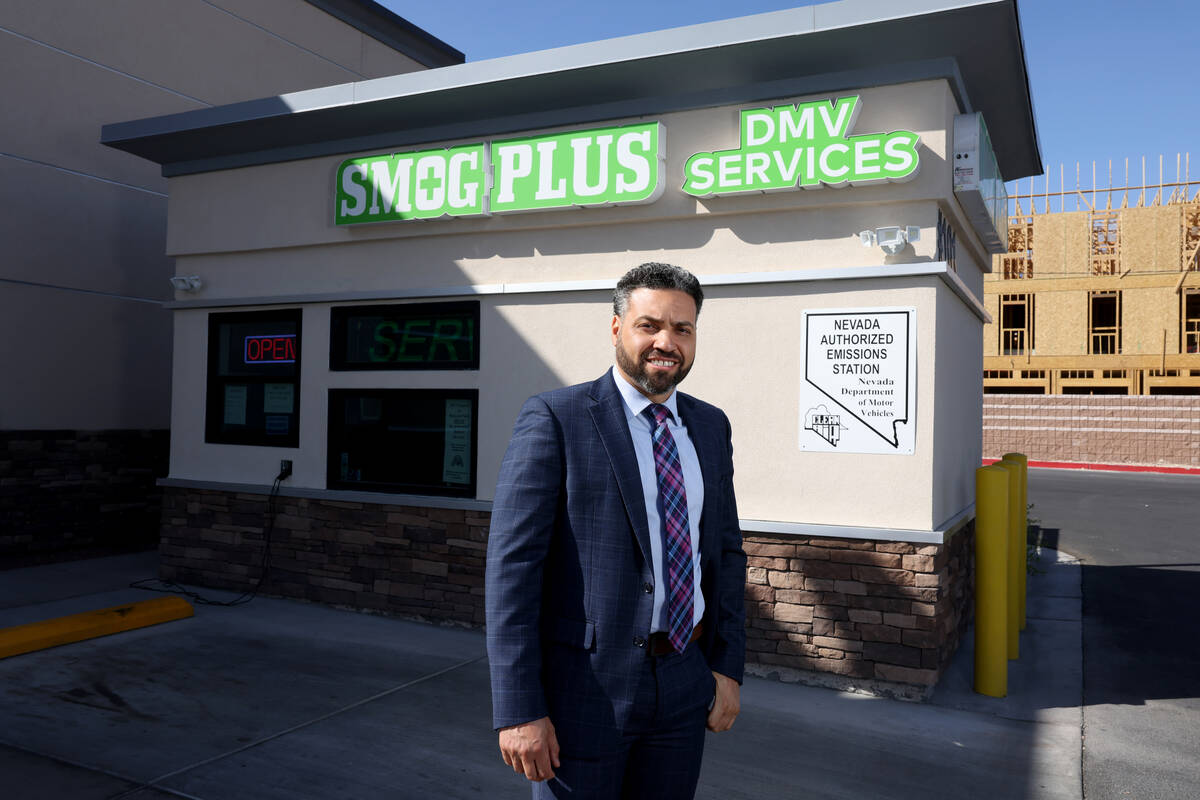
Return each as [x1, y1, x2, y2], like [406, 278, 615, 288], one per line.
[799, 308, 917, 455]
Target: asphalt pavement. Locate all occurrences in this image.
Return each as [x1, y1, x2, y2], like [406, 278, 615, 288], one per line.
[1028, 468, 1200, 800]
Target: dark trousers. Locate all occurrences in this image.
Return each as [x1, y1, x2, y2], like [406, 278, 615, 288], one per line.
[533, 642, 715, 800]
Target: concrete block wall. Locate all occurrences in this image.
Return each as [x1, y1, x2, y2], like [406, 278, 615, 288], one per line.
[983, 395, 1200, 467]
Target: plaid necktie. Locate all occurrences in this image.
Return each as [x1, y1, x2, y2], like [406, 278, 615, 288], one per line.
[644, 403, 694, 653]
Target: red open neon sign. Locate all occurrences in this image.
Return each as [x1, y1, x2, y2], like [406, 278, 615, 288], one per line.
[244, 334, 296, 364]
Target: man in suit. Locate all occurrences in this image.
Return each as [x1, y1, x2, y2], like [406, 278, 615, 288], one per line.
[486, 262, 746, 799]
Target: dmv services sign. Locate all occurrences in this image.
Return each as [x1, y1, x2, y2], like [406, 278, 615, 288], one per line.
[335, 122, 663, 224]
[334, 96, 919, 224]
[683, 96, 919, 196]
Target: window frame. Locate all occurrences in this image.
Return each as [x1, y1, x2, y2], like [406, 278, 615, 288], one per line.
[329, 300, 481, 372]
[326, 387, 479, 498]
[205, 308, 302, 448]
[1183, 289, 1200, 354]
[999, 293, 1035, 355]
[1088, 291, 1122, 355]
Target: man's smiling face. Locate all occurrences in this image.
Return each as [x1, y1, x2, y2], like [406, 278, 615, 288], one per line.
[612, 287, 698, 402]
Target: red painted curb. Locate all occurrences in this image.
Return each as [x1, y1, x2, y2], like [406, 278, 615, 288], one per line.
[982, 458, 1200, 476]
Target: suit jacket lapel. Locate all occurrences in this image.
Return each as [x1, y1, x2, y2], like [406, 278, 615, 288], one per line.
[677, 393, 721, 555]
[588, 374, 653, 566]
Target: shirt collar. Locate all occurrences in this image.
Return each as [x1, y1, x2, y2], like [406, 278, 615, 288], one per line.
[611, 365, 680, 423]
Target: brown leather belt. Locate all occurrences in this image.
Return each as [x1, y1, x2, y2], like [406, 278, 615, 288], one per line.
[647, 622, 703, 656]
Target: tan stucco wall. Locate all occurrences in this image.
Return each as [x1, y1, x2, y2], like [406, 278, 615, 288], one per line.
[169, 281, 963, 530]
[1, 0, 430, 430]
[166, 80, 960, 261]
[931, 279, 984, 525]
[161, 78, 991, 532]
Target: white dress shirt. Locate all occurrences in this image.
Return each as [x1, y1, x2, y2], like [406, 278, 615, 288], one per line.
[611, 367, 705, 632]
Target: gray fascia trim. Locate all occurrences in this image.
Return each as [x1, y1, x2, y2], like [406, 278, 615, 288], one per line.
[154, 58, 969, 178]
[163, 261, 989, 322]
[157, 477, 492, 511]
[1007, 0, 1044, 175]
[301, 0, 464, 67]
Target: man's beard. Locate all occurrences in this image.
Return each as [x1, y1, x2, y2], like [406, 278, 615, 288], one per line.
[615, 344, 691, 397]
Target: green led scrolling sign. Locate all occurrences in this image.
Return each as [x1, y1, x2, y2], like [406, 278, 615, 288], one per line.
[683, 96, 920, 196]
[335, 122, 663, 224]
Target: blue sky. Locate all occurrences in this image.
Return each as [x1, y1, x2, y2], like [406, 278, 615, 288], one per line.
[383, 0, 1199, 196]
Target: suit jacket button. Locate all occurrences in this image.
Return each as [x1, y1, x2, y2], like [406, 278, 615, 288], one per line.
[642, 581, 653, 593]
[633, 636, 646, 648]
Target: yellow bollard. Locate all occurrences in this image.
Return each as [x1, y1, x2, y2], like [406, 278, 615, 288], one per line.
[974, 465, 1009, 697]
[992, 460, 1022, 660]
[1002, 453, 1029, 631]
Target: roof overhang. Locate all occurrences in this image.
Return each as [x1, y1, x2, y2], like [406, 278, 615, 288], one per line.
[103, 0, 1041, 180]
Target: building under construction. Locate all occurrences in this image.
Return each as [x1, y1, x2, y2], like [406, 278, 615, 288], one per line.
[983, 154, 1200, 395]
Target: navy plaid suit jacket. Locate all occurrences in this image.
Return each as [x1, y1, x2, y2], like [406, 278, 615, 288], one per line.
[486, 372, 746, 731]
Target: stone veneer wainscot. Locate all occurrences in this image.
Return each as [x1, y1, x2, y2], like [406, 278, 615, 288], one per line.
[161, 487, 973, 695]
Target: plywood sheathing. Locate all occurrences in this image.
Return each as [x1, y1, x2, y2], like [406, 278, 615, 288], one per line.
[1124, 287, 1179, 355]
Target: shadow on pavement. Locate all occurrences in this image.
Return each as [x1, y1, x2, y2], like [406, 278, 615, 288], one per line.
[0, 551, 1084, 800]
[1031, 525, 1200, 708]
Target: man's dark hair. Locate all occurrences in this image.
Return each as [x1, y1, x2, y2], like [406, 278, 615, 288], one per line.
[612, 262, 704, 318]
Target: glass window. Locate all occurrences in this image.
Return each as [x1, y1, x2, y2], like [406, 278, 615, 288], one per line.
[330, 301, 479, 371]
[327, 389, 477, 498]
[206, 309, 301, 447]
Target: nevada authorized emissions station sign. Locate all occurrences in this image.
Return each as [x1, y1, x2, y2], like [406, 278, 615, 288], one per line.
[799, 308, 916, 455]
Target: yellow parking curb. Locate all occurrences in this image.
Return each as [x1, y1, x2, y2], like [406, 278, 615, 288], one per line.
[0, 596, 194, 659]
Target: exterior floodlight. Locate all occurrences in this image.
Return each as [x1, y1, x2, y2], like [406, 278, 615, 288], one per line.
[856, 226, 921, 255]
[169, 275, 203, 292]
[875, 226, 905, 253]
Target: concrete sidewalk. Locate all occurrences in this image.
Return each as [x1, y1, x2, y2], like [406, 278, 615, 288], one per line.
[0, 548, 1081, 800]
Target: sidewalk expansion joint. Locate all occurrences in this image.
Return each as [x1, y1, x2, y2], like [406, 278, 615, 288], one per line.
[0, 738, 205, 800]
[104, 653, 486, 800]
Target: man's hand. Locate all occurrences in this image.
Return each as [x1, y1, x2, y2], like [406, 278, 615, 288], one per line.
[498, 716, 561, 782]
[707, 671, 740, 732]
